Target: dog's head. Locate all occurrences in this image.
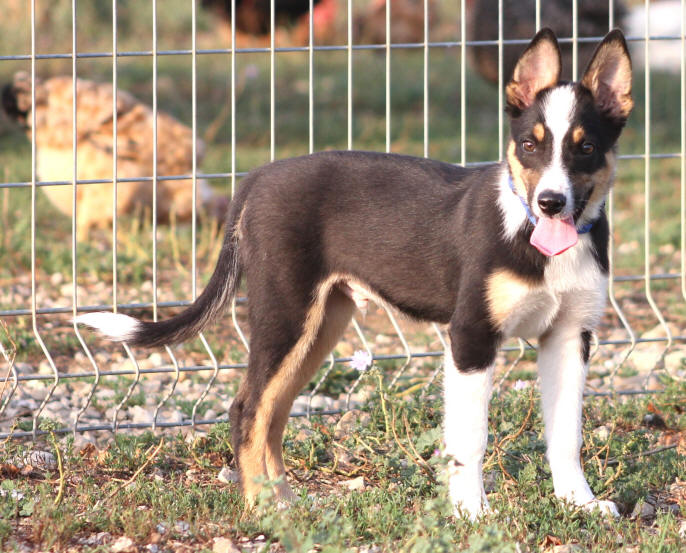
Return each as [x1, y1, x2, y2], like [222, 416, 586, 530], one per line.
[504, 28, 632, 243]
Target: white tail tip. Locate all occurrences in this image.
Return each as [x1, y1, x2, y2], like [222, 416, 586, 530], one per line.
[74, 312, 141, 341]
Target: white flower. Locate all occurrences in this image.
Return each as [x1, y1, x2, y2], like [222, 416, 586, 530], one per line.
[349, 350, 373, 372]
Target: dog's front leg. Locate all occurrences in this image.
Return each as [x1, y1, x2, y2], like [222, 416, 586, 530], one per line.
[538, 326, 619, 517]
[443, 324, 498, 520]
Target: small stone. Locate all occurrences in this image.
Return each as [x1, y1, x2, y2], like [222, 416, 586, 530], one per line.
[679, 520, 686, 538]
[38, 359, 56, 375]
[213, 537, 240, 553]
[129, 405, 153, 425]
[50, 272, 64, 286]
[295, 427, 314, 441]
[548, 546, 583, 553]
[592, 425, 610, 442]
[340, 476, 366, 491]
[357, 546, 381, 553]
[309, 395, 334, 410]
[631, 500, 655, 519]
[174, 520, 190, 534]
[664, 349, 686, 373]
[147, 352, 164, 366]
[111, 536, 135, 553]
[24, 450, 57, 471]
[334, 409, 371, 440]
[218, 466, 239, 484]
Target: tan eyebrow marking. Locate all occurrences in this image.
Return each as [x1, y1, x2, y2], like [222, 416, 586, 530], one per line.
[572, 125, 585, 144]
[533, 122, 545, 142]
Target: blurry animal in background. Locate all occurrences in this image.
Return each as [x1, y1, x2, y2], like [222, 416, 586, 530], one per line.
[466, 0, 626, 85]
[355, 0, 436, 45]
[201, 0, 338, 44]
[2, 72, 228, 241]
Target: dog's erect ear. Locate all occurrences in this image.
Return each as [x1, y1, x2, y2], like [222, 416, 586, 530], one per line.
[506, 28, 561, 112]
[581, 29, 633, 121]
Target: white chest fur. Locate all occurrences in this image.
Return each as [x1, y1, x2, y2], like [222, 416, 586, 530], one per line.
[487, 236, 607, 340]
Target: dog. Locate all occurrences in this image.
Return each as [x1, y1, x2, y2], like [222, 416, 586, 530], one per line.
[76, 28, 633, 519]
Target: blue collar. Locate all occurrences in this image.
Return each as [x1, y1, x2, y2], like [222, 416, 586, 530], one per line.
[507, 176, 594, 234]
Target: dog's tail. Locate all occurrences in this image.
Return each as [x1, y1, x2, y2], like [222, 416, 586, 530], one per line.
[75, 189, 247, 348]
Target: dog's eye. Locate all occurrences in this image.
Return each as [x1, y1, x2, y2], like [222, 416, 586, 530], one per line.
[581, 142, 595, 155]
[521, 140, 536, 153]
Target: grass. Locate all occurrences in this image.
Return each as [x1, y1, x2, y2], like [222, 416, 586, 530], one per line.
[1, 2, 685, 551]
[0, 376, 684, 552]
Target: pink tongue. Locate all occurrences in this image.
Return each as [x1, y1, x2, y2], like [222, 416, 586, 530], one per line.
[530, 216, 578, 256]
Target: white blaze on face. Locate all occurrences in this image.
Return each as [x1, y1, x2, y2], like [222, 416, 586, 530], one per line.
[535, 85, 576, 218]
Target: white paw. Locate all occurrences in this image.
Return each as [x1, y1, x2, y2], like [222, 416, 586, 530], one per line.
[450, 492, 490, 522]
[582, 498, 620, 518]
[447, 460, 489, 521]
[452, 500, 489, 522]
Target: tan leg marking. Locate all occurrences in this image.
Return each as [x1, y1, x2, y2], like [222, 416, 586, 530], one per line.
[240, 275, 358, 505]
[486, 269, 537, 329]
[264, 289, 355, 501]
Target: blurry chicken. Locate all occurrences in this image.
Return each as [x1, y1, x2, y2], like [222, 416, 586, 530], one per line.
[355, 0, 436, 45]
[2, 72, 227, 240]
[467, 0, 627, 85]
[201, 0, 338, 44]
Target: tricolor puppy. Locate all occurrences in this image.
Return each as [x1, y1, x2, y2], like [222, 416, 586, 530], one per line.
[77, 29, 633, 519]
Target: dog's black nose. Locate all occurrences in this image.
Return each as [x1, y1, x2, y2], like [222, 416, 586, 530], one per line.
[537, 191, 566, 216]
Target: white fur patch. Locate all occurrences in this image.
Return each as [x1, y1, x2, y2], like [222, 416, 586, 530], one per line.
[535, 85, 576, 217]
[74, 312, 141, 341]
[497, 235, 607, 341]
[443, 352, 494, 520]
[497, 169, 528, 241]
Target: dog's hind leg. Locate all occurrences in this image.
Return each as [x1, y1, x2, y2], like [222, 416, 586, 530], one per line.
[231, 279, 354, 507]
[264, 287, 355, 501]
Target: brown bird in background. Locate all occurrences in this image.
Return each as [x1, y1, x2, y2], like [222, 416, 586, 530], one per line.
[355, 0, 436, 45]
[2, 72, 227, 241]
[201, 0, 338, 44]
[467, 0, 627, 85]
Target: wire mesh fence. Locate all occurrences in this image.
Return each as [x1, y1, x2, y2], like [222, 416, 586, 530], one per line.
[0, 0, 685, 443]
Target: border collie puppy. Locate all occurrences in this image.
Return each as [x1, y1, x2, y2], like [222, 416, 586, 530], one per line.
[78, 28, 632, 519]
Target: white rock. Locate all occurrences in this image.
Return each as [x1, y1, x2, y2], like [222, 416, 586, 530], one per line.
[340, 476, 366, 491]
[38, 359, 56, 375]
[129, 405, 153, 425]
[213, 537, 240, 553]
[147, 352, 164, 366]
[309, 395, 334, 410]
[111, 536, 135, 553]
[664, 348, 686, 374]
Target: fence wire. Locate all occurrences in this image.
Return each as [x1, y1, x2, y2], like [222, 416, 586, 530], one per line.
[1, 1, 685, 441]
